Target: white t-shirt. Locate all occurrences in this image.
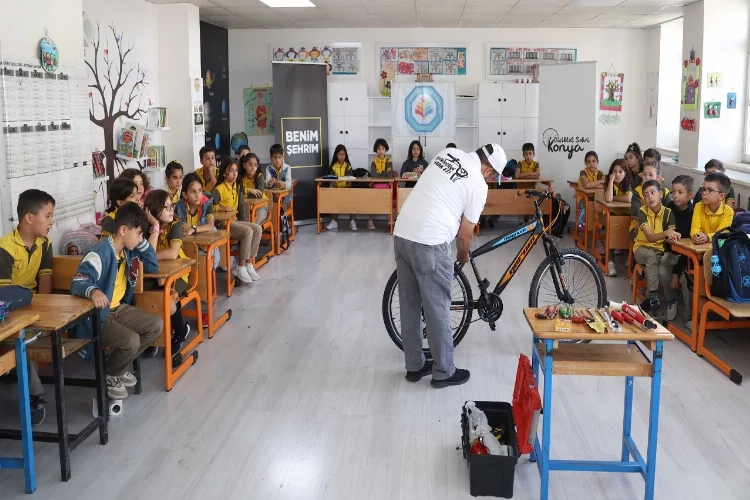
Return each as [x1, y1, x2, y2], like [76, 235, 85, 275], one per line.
[394, 148, 488, 245]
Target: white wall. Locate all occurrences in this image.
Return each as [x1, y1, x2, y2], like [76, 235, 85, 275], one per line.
[228, 28, 651, 168]
[657, 18, 683, 150]
[644, 25, 661, 148]
[0, 0, 86, 243]
[679, 1, 705, 168]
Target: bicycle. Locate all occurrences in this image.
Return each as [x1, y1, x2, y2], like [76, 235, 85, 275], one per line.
[382, 189, 608, 355]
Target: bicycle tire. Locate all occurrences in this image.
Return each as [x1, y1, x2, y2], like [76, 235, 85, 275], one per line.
[382, 268, 473, 356]
[528, 247, 607, 341]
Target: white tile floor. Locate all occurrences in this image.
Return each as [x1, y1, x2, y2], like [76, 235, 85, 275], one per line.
[1, 225, 749, 499]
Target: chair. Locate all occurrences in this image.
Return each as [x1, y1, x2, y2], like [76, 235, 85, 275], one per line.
[245, 199, 274, 270]
[631, 263, 647, 304]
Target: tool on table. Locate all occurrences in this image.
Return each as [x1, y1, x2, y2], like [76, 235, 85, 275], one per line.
[535, 305, 559, 320]
[604, 306, 622, 332]
[558, 304, 573, 319]
[621, 303, 657, 330]
[586, 308, 607, 333]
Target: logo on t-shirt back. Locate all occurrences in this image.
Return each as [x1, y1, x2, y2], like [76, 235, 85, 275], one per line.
[433, 153, 468, 182]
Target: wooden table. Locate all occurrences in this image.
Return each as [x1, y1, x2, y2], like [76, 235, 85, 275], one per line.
[0, 312, 40, 494]
[668, 239, 711, 351]
[475, 179, 554, 236]
[572, 186, 605, 252]
[523, 308, 673, 500]
[267, 186, 293, 253]
[139, 259, 197, 391]
[0, 295, 107, 482]
[592, 200, 632, 274]
[316, 178, 395, 234]
[214, 210, 238, 296]
[183, 232, 232, 339]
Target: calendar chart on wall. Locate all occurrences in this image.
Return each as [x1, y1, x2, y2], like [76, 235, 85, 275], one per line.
[0, 54, 94, 230]
[486, 46, 578, 79]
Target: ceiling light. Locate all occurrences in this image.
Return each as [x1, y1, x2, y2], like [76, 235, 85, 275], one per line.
[259, 0, 316, 7]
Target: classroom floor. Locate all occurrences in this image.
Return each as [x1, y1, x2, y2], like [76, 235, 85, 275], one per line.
[1, 224, 749, 500]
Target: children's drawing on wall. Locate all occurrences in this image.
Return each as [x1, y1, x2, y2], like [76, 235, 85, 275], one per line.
[599, 67, 623, 126]
[707, 72, 722, 88]
[85, 22, 150, 179]
[243, 87, 274, 136]
[727, 92, 737, 109]
[681, 48, 700, 110]
[704, 101, 721, 119]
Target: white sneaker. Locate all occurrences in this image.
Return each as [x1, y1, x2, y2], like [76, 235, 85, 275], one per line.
[119, 370, 138, 388]
[666, 301, 678, 321]
[106, 375, 128, 400]
[325, 219, 338, 230]
[595, 240, 605, 255]
[349, 219, 357, 231]
[607, 261, 617, 277]
[246, 264, 260, 281]
[229, 256, 238, 270]
[232, 266, 253, 284]
[367, 219, 375, 230]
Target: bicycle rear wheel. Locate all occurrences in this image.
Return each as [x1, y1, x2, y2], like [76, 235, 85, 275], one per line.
[529, 247, 607, 337]
[382, 268, 473, 358]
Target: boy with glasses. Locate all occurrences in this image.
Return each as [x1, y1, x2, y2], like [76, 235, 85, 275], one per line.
[691, 172, 735, 245]
[693, 159, 736, 209]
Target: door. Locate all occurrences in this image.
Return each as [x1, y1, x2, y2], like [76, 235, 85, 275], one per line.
[525, 84, 540, 118]
[478, 83, 504, 117]
[525, 118, 539, 148]
[343, 82, 368, 117]
[478, 117, 503, 148]
[500, 117, 526, 152]
[327, 82, 347, 116]
[328, 115, 347, 152]
[343, 114, 369, 150]
[501, 84, 526, 118]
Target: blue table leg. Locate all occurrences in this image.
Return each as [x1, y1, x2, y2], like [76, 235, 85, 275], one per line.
[644, 341, 663, 500]
[540, 338, 554, 500]
[15, 334, 36, 494]
[622, 375, 634, 462]
[530, 337, 540, 463]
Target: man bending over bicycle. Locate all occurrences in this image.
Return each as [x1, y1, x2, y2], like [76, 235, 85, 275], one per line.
[393, 143, 505, 388]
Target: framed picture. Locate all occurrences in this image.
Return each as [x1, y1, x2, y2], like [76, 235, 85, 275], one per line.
[704, 101, 721, 119]
[682, 49, 700, 110]
[600, 72, 624, 112]
[727, 92, 737, 109]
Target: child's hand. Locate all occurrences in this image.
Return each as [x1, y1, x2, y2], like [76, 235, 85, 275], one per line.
[414, 166, 424, 174]
[146, 211, 159, 228]
[90, 290, 110, 309]
[224, 206, 234, 212]
[182, 225, 190, 237]
[665, 229, 681, 241]
[669, 274, 681, 290]
[267, 178, 277, 187]
[248, 189, 262, 197]
[693, 233, 708, 244]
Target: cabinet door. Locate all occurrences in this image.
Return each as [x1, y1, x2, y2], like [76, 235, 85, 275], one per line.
[347, 148, 368, 169]
[343, 114, 369, 150]
[500, 117, 526, 152]
[501, 84, 526, 118]
[343, 82, 368, 117]
[478, 117, 503, 147]
[328, 115, 347, 150]
[478, 83, 504, 117]
[328, 82, 347, 116]
[525, 84, 539, 118]
[524, 118, 539, 147]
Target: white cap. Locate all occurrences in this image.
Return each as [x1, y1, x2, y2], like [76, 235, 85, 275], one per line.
[480, 143, 507, 173]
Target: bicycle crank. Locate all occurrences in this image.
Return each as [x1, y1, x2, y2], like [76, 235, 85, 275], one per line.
[477, 293, 504, 325]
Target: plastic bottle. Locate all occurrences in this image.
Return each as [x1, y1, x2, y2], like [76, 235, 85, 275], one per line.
[477, 424, 504, 455]
[711, 255, 722, 277]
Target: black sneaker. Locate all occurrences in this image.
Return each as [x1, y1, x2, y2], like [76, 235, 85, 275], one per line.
[405, 360, 433, 382]
[431, 368, 470, 389]
[30, 395, 46, 426]
[142, 346, 158, 358]
[488, 218, 495, 228]
[479, 217, 486, 228]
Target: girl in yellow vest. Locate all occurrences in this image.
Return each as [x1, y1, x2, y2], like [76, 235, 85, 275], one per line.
[239, 152, 268, 223]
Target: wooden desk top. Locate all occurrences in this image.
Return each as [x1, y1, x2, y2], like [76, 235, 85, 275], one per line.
[266, 187, 291, 194]
[504, 178, 553, 184]
[670, 239, 712, 255]
[24, 295, 95, 332]
[595, 199, 631, 209]
[316, 177, 395, 183]
[143, 259, 195, 279]
[245, 198, 268, 206]
[184, 231, 229, 246]
[576, 187, 604, 194]
[292, 179, 298, 187]
[0, 312, 40, 343]
[213, 210, 236, 221]
[523, 308, 674, 342]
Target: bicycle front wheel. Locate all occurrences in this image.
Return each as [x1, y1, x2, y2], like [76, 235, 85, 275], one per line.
[529, 246, 607, 312]
[382, 268, 473, 358]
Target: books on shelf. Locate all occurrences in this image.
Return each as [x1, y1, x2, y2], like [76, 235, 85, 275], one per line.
[146, 107, 167, 129]
[117, 122, 152, 159]
[146, 145, 165, 170]
[92, 150, 106, 178]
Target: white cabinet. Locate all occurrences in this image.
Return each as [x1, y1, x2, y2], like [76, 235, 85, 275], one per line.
[478, 83, 540, 162]
[328, 82, 368, 168]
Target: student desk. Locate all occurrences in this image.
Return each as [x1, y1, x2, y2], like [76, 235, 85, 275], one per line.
[395, 178, 414, 216]
[316, 178, 395, 234]
[0, 312, 40, 493]
[245, 198, 274, 268]
[667, 239, 711, 351]
[140, 258, 198, 391]
[573, 186, 605, 251]
[183, 231, 232, 339]
[214, 210, 238, 296]
[267, 186, 294, 253]
[523, 308, 673, 500]
[484, 178, 553, 216]
[592, 200, 632, 274]
[0, 295, 108, 482]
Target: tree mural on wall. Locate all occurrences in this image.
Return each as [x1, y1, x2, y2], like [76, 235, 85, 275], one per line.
[85, 23, 150, 179]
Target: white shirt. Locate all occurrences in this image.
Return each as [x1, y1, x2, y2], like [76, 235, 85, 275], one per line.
[394, 148, 488, 245]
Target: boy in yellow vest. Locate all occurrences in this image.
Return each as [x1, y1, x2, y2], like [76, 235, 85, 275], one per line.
[691, 172, 734, 245]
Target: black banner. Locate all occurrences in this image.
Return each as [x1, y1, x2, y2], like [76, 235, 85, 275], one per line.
[200, 22, 231, 158]
[272, 62, 328, 222]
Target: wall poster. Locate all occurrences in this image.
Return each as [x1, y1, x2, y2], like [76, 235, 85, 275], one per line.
[243, 87, 274, 137]
[270, 44, 360, 75]
[486, 46, 577, 79]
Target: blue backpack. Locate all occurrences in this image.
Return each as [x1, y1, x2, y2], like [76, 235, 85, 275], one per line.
[731, 210, 750, 234]
[710, 227, 750, 303]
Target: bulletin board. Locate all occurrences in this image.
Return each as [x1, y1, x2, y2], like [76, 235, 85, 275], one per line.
[485, 44, 578, 80]
[269, 43, 361, 75]
[0, 54, 94, 230]
[379, 46, 468, 77]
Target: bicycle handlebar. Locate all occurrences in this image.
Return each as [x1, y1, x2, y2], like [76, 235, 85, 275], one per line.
[516, 189, 561, 201]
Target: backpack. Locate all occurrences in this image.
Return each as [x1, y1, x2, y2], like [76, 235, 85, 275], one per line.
[352, 168, 371, 189]
[279, 208, 291, 251]
[60, 223, 101, 255]
[500, 160, 517, 190]
[543, 198, 571, 238]
[731, 210, 750, 234]
[710, 227, 750, 303]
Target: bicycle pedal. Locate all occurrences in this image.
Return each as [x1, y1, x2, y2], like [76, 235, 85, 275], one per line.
[489, 322, 496, 331]
[481, 278, 491, 289]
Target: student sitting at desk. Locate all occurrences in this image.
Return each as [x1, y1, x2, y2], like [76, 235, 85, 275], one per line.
[239, 152, 268, 223]
[691, 172, 735, 245]
[693, 159, 737, 209]
[0, 189, 56, 425]
[214, 158, 262, 284]
[165, 161, 184, 204]
[578, 151, 605, 188]
[515, 143, 540, 179]
[370, 138, 394, 230]
[195, 146, 219, 194]
[633, 179, 680, 313]
[630, 158, 672, 239]
[624, 142, 643, 183]
[325, 144, 357, 232]
[118, 168, 151, 208]
[597, 159, 634, 277]
[143, 190, 192, 362]
[660, 175, 695, 327]
[70, 203, 163, 400]
[400, 140, 428, 177]
[265, 143, 293, 211]
[100, 179, 141, 239]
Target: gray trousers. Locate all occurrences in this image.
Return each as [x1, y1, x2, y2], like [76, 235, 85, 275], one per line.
[394, 236, 455, 380]
[659, 251, 693, 320]
[28, 361, 42, 397]
[634, 246, 663, 293]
